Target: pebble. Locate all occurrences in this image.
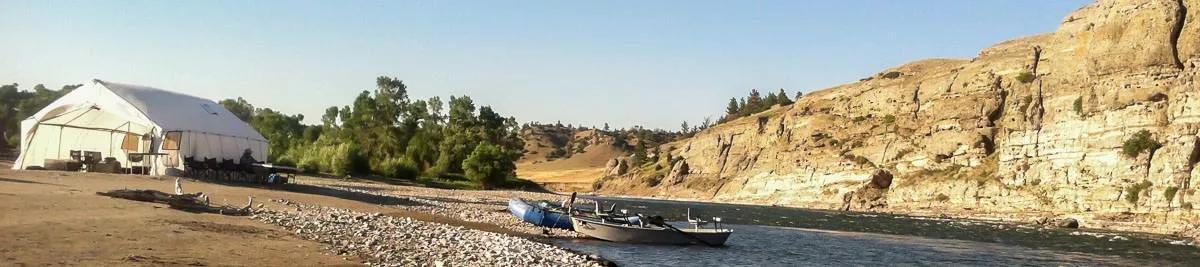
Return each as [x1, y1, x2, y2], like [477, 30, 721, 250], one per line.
[253, 199, 604, 267]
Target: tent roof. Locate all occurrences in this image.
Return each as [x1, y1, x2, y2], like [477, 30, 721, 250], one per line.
[26, 80, 267, 142]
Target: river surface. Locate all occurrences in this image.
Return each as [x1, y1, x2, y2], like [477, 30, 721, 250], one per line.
[550, 196, 1200, 266]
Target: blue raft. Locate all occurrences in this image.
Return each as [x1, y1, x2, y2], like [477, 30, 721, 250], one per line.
[508, 198, 574, 230]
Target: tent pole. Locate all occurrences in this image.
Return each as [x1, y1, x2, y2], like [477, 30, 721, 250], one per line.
[60, 107, 92, 126]
[57, 125, 63, 159]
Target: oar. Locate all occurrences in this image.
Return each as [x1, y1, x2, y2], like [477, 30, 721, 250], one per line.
[648, 217, 719, 247]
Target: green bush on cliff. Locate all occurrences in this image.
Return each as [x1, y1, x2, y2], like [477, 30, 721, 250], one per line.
[1165, 186, 1180, 202]
[1125, 180, 1153, 204]
[1016, 71, 1035, 83]
[882, 114, 896, 124]
[881, 71, 902, 79]
[935, 193, 950, 202]
[1121, 130, 1162, 157]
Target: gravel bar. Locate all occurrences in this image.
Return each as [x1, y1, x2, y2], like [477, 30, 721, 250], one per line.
[253, 199, 606, 266]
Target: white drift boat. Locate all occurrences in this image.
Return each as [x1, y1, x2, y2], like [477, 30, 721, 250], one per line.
[570, 214, 733, 246]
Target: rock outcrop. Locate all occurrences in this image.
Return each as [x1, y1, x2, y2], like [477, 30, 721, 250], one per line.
[595, 0, 1200, 239]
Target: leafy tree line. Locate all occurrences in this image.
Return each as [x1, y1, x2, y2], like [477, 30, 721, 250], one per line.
[0, 83, 82, 151]
[220, 76, 524, 189]
[721, 88, 799, 122]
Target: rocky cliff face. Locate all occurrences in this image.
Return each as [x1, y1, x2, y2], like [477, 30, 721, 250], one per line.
[595, 0, 1200, 237]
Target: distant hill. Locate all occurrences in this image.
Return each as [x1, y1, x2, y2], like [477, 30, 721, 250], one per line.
[516, 124, 679, 192]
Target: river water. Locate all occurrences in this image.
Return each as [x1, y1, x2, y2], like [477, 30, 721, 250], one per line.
[551, 196, 1200, 266]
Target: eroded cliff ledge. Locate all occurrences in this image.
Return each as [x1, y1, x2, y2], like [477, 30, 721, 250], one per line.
[595, 0, 1200, 238]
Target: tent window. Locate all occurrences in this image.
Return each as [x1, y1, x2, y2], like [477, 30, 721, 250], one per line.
[121, 133, 140, 151]
[163, 132, 182, 150]
[200, 103, 219, 115]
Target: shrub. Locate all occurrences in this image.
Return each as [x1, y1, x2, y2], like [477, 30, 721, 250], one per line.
[852, 116, 866, 122]
[297, 155, 321, 173]
[463, 142, 515, 189]
[546, 148, 567, 159]
[378, 156, 419, 179]
[1122, 130, 1162, 157]
[1165, 186, 1180, 202]
[935, 193, 950, 202]
[881, 71, 902, 79]
[882, 114, 896, 124]
[1016, 71, 1035, 83]
[1125, 180, 1153, 204]
[438, 172, 469, 181]
[1073, 96, 1084, 115]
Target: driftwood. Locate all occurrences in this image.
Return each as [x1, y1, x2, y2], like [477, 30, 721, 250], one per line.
[97, 179, 253, 216]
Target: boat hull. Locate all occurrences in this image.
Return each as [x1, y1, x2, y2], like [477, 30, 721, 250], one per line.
[508, 198, 573, 230]
[570, 216, 732, 246]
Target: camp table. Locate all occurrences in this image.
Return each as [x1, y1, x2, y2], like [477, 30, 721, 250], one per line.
[251, 163, 300, 184]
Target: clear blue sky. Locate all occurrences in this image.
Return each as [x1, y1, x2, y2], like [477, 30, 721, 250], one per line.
[0, 0, 1089, 129]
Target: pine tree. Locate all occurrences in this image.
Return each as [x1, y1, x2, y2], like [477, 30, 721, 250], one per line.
[725, 98, 740, 116]
[765, 91, 779, 107]
[778, 88, 794, 105]
[745, 89, 763, 115]
[680, 121, 690, 134]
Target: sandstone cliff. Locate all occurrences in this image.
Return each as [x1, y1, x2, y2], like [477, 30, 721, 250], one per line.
[594, 0, 1200, 238]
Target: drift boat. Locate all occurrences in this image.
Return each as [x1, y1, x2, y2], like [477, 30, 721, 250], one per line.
[508, 196, 642, 230]
[570, 215, 733, 246]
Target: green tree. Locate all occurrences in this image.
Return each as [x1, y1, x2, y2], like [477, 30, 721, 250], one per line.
[207, 76, 525, 188]
[777, 88, 794, 105]
[725, 98, 740, 118]
[633, 141, 647, 164]
[218, 97, 255, 122]
[764, 91, 779, 107]
[321, 106, 340, 128]
[1122, 130, 1162, 157]
[463, 142, 514, 189]
[744, 89, 763, 115]
[249, 108, 305, 161]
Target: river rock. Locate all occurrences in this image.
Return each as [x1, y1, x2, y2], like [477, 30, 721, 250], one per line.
[1054, 218, 1081, 229]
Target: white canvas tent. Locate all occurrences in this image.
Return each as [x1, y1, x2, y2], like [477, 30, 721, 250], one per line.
[12, 79, 268, 175]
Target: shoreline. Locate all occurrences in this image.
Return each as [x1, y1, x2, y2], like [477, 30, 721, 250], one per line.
[3, 164, 1194, 265]
[571, 191, 1200, 243]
